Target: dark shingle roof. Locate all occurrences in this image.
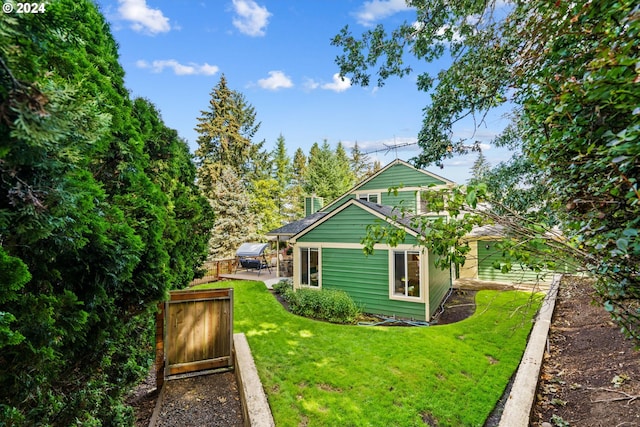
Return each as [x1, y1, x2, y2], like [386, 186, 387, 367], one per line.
[267, 198, 426, 239]
[354, 199, 422, 234]
[267, 211, 328, 236]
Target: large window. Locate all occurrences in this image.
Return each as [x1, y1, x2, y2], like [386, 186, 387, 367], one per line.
[393, 251, 421, 298]
[300, 247, 319, 287]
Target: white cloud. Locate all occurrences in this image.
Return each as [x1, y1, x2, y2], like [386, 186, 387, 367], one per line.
[257, 71, 294, 90]
[302, 78, 320, 91]
[354, 0, 412, 26]
[136, 59, 219, 76]
[321, 73, 352, 93]
[232, 0, 271, 37]
[117, 0, 171, 35]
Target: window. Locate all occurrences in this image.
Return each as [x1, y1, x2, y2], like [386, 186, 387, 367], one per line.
[300, 247, 319, 287]
[358, 193, 379, 203]
[393, 251, 421, 298]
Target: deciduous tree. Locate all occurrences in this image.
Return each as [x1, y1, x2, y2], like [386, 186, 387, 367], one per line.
[333, 0, 640, 338]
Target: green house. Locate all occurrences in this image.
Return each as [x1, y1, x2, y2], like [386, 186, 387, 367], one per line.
[290, 199, 451, 321]
[268, 159, 455, 321]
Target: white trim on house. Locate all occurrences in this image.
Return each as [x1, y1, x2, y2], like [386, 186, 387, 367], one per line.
[354, 191, 382, 203]
[294, 243, 322, 290]
[387, 247, 428, 304]
[289, 198, 421, 243]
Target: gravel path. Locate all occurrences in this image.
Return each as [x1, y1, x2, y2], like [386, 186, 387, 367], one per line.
[155, 371, 244, 427]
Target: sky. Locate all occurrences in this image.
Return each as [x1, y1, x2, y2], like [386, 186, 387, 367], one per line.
[95, 0, 514, 184]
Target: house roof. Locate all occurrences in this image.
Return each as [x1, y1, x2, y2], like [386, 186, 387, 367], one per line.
[289, 198, 424, 242]
[464, 224, 506, 239]
[354, 199, 422, 235]
[266, 211, 328, 237]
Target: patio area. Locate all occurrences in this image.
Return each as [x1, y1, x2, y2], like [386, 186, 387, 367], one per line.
[219, 269, 284, 288]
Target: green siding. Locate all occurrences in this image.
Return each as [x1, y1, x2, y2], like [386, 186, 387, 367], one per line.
[322, 194, 355, 213]
[321, 248, 427, 320]
[381, 190, 417, 213]
[428, 250, 451, 317]
[304, 196, 324, 216]
[359, 163, 446, 191]
[323, 162, 447, 213]
[478, 240, 551, 283]
[298, 204, 418, 245]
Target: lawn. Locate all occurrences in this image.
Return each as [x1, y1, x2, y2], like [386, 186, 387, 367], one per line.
[192, 280, 542, 427]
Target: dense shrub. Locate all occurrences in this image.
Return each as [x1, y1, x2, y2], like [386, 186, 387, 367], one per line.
[287, 288, 361, 324]
[272, 278, 293, 295]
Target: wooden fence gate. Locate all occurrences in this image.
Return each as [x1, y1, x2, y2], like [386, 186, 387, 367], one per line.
[155, 288, 234, 388]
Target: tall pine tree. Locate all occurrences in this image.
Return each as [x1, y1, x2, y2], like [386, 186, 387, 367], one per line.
[209, 166, 257, 259]
[349, 141, 373, 181]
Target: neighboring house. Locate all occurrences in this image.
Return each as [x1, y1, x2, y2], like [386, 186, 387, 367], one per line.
[460, 225, 575, 286]
[268, 159, 455, 321]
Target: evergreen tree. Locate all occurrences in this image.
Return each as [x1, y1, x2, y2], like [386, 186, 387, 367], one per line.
[250, 177, 282, 236]
[195, 75, 266, 253]
[194, 74, 261, 186]
[469, 150, 491, 183]
[133, 98, 214, 287]
[273, 134, 292, 194]
[209, 166, 257, 259]
[372, 159, 382, 174]
[290, 148, 308, 219]
[271, 135, 296, 223]
[350, 141, 373, 181]
[336, 141, 356, 190]
[305, 141, 353, 202]
[0, 3, 212, 424]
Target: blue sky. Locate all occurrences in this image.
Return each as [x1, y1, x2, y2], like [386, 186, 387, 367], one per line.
[95, 0, 513, 183]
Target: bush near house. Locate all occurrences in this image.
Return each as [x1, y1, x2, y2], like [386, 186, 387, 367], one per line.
[285, 287, 361, 324]
[272, 278, 293, 295]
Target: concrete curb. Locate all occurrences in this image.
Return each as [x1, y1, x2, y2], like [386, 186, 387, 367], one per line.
[234, 333, 276, 427]
[498, 275, 561, 426]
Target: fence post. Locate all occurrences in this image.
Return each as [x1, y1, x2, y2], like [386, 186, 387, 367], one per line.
[155, 302, 165, 390]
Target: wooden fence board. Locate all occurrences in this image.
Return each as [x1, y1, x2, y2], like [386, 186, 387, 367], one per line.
[156, 288, 234, 386]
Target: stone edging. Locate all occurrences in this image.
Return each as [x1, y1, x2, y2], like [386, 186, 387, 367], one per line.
[234, 333, 276, 427]
[498, 275, 561, 426]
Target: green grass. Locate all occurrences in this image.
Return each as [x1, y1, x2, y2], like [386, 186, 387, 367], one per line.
[192, 281, 542, 427]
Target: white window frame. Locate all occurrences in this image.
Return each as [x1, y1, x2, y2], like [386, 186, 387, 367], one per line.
[389, 248, 426, 302]
[298, 246, 321, 288]
[356, 192, 381, 204]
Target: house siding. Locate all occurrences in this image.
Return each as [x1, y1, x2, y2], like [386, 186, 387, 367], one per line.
[381, 190, 417, 214]
[322, 162, 449, 213]
[297, 204, 418, 245]
[428, 250, 452, 317]
[359, 163, 447, 190]
[478, 240, 551, 284]
[322, 248, 428, 320]
[322, 194, 355, 213]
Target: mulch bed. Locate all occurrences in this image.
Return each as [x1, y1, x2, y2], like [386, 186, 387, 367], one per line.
[530, 276, 640, 427]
